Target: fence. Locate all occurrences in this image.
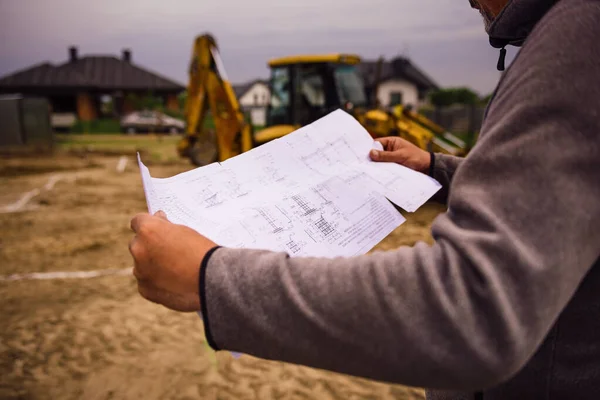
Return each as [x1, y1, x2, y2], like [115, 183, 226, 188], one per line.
[421, 105, 486, 136]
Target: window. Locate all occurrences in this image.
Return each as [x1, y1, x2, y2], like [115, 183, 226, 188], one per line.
[298, 67, 326, 107]
[389, 91, 403, 106]
[333, 65, 367, 107]
[293, 65, 328, 125]
[268, 67, 290, 124]
[253, 93, 258, 105]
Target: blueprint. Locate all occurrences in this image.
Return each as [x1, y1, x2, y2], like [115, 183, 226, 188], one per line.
[138, 109, 441, 258]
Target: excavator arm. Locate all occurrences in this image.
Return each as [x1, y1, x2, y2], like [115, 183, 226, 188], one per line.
[178, 34, 252, 166]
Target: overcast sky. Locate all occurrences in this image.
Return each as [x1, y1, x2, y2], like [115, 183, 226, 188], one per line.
[0, 0, 518, 95]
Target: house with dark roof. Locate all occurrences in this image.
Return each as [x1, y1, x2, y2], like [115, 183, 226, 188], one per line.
[233, 79, 270, 126]
[0, 46, 185, 126]
[357, 56, 439, 109]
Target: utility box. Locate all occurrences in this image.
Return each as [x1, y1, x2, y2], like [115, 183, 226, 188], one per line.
[0, 96, 53, 147]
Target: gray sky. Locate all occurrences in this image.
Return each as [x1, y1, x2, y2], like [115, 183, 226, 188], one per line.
[0, 0, 518, 95]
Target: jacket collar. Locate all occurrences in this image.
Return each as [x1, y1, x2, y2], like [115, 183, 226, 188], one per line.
[487, 0, 560, 48]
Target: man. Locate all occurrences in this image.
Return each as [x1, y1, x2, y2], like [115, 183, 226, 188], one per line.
[129, 0, 600, 398]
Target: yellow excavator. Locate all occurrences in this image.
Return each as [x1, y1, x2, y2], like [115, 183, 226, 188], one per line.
[178, 34, 466, 166]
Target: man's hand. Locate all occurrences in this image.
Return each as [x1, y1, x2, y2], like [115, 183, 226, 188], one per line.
[369, 137, 431, 174]
[129, 211, 217, 312]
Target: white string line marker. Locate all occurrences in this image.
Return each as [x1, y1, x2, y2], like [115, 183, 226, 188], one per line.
[0, 188, 41, 213]
[0, 268, 132, 282]
[0, 174, 69, 213]
[116, 156, 128, 173]
[44, 174, 62, 191]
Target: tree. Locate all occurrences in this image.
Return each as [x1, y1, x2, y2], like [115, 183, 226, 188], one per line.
[480, 92, 494, 105]
[178, 91, 187, 111]
[429, 87, 480, 107]
[126, 92, 164, 111]
[429, 90, 455, 108]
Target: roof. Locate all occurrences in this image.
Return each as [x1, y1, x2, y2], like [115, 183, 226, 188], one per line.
[357, 57, 439, 91]
[233, 79, 268, 98]
[269, 54, 361, 68]
[0, 54, 184, 93]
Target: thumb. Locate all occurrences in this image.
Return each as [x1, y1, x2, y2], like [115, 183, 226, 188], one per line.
[370, 149, 404, 163]
[154, 210, 168, 220]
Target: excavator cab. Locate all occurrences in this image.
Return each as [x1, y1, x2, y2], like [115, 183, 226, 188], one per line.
[253, 55, 368, 145]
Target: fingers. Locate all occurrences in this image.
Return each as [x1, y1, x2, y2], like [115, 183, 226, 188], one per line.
[132, 265, 145, 281]
[129, 212, 169, 283]
[374, 137, 395, 149]
[131, 212, 170, 234]
[128, 236, 138, 256]
[370, 149, 408, 163]
[154, 210, 168, 220]
[130, 213, 151, 233]
[129, 238, 147, 281]
[128, 237, 147, 266]
[375, 136, 415, 152]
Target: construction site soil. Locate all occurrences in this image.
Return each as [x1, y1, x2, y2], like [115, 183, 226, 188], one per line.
[1, 152, 445, 400]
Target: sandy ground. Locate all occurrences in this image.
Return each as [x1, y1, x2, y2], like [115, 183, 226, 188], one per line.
[0, 152, 445, 400]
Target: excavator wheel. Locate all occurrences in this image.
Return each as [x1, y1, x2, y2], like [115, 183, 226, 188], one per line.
[188, 129, 218, 167]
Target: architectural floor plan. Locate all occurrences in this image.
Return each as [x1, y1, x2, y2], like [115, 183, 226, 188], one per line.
[138, 110, 441, 258]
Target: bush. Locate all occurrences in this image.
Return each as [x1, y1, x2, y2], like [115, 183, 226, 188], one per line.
[71, 119, 121, 134]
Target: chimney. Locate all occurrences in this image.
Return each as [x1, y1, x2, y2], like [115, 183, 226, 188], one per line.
[69, 46, 78, 62]
[122, 49, 131, 63]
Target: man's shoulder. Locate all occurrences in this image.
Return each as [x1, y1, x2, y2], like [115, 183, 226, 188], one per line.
[488, 0, 600, 124]
[523, 0, 600, 62]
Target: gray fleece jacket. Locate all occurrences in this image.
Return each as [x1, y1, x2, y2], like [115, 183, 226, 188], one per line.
[200, 0, 600, 398]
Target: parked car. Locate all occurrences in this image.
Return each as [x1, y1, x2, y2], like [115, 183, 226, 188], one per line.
[120, 110, 185, 134]
[51, 112, 77, 132]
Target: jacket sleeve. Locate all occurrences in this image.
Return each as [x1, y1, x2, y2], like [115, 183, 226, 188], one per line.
[430, 153, 463, 204]
[201, 4, 600, 391]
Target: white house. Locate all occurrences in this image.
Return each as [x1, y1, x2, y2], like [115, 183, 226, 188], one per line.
[357, 57, 439, 109]
[233, 79, 270, 126]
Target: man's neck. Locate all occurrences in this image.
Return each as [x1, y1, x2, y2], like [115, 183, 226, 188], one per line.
[481, 0, 510, 17]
